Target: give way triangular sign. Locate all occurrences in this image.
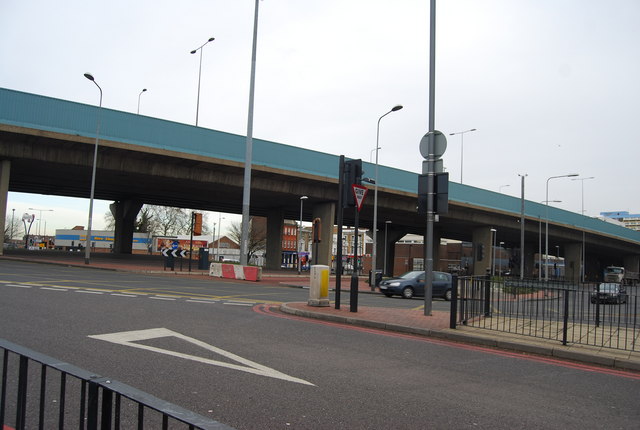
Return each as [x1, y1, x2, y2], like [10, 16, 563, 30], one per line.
[352, 184, 368, 212]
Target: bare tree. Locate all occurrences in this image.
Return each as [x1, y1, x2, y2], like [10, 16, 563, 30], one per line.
[104, 205, 210, 236]
[227, 217, 266, 264]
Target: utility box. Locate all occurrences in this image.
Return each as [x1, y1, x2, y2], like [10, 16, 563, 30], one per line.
[198, 248, 209, 270]
[308, 265, 330, 307]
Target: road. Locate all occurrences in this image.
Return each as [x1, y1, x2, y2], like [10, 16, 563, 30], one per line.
[1, 260, 639, 429]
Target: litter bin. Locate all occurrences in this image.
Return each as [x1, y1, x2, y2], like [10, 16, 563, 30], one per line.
[198, 248, 210, 270]
[369, 269, 383, 287]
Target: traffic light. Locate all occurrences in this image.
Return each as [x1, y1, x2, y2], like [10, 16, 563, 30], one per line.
[342, 159, 362, 208]
[193, 212, 203, 235]
[417, 172, 449, 215]
[476, 243, 485, 261]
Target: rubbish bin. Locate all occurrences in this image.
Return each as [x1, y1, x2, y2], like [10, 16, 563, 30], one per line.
[198, 248, 210, 270]
[369, 269, 383, 287]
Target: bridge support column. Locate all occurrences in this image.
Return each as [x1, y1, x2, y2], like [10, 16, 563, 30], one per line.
[382, 227, 406, 277]
[472, 227, 493, 276]
[564, 243, 582, 282]
[110, 200, 143, 254]
[265, 209, 284, 270]
[522, 243, 536, 278]
[623, 255, 640, 273]
[312, 202, 335, 267]
[0, 160, 9, 256]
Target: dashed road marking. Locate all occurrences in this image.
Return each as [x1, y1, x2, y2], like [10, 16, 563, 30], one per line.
[76, 290, 104, 295]
[111, 293, 138, 298]
[40, 287, 68, 292]
[150, 296, 176, 301]
[7, 284, 32, 288]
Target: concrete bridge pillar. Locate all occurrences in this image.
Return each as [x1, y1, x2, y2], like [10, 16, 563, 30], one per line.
[0, 160, 9, 256]
[109, 200, 143, 254]
[564, 243, 582, 282]
[623, 255, 640, 273]
[523, 243, 536, 278]
[312, 202, 335, 266]
[383, 227, 406, 277]
[472, 227, 494, 276]
[265, 208, 284, 270]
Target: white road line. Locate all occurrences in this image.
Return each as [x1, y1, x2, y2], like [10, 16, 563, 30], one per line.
[40, 287, 68, 292]
[76, 290, 103, 295]
[111, 293, 138, 298]
[223, 302, 254, 307]
[186, 299, 218, 304]
[150, 297, 176, 301]
[6, 284, 32, 288]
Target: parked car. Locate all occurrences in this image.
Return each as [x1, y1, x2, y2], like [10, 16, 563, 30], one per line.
[379, 270, 453, 300]
[590, 283, 627, 304]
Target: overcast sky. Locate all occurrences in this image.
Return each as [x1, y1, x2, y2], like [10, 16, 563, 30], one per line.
[2, 0, 639, 236]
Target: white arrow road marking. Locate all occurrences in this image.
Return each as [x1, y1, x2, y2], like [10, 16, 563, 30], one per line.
[88, 328, 314, 386]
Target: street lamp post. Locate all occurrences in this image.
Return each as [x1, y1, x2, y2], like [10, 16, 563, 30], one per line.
[190, 37, 215, 126]
[372, 105, 402, 290]
[28, 208, 53, 236]
[499, 241, 505, 276]
[137, 88, 147, 114]
[383, 220, 392, 276]
[298, 196, 308, 274]
[539, 200, 561, 280]
[83, 73, 102, 265]
[449, 128, 477, 184]
[572, 176, 595, 282]
[499, 184, 510, 193]
[216, 214, 224, 262]
[545, 174, 578, 281]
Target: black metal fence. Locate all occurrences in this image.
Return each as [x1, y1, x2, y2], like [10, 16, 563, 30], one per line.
[451, 276, 640, 352]
[0, 338, 233, 430]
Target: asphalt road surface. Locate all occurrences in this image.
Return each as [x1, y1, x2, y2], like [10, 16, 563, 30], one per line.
[1, 260, 639, 429]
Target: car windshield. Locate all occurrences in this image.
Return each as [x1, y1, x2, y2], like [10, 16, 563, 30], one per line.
[598, 283, 620, 293]
[399, 271, 423, 280]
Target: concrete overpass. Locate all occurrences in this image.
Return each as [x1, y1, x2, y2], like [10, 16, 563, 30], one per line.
[1, 88, 639, 279]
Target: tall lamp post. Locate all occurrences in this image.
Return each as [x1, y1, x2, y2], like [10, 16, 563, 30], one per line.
[538, 200, 561, 280]
[449, 128, 476, 184]
[137, 88, 147, 114]
[572, 176, 595, 282]
[383, 220, 392, 276]
[298, 196, 308, 274]
[190, 37, 215, 126]
[83, 73, 102, 265]
[28, 208, 53, 236]
[545, 174, 578, 280]
[371, 105, 402, 290]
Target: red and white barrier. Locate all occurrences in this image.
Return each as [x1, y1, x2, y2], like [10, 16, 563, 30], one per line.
[209, 263, 262, 282]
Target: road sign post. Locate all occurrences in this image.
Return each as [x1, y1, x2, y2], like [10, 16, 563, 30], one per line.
[350, 184, 368, 313]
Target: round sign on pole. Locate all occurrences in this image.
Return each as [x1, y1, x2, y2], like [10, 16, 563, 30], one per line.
[419, 130, 447, 159]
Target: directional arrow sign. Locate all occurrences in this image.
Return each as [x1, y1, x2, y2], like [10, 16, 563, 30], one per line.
[89, 328, 314, 386]
[162, 249, 188, 258]
[351, 184, 368, 212]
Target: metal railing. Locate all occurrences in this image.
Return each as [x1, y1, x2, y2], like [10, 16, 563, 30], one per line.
[451, 276, 640, 352]
[0, 338, 233, 430]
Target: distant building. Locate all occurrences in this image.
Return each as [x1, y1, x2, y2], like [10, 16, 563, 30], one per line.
[600, 211, 640, 231]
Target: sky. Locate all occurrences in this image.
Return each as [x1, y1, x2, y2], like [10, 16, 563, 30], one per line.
[2, 0, 639, 237]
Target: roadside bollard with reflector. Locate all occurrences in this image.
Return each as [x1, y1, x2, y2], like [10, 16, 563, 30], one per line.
[308, 265, 330, 307]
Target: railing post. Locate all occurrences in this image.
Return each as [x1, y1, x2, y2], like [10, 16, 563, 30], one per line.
[450, 275, 458, 329]
[484, 274, 492, 317]
[562, 289, 570, 345]
[87, 379, 100, 430]
[16, 355, 28, 430]
[1, 350, 8, 428]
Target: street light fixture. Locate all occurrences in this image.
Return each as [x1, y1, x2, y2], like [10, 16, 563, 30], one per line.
[499, 184, 510, 193]
[190, 36, 215, 126]
[384, 220, 392, 276]
[449, 128, 477, 184]
[372, 104, 402, 290]
[572, 176, 595, 282]
[28, 208, 53, 236]
[538, 200, 561, 280]
[298, 196, 308, 275]
[137, 88, 147, 114]
[83, 72, 102, 265]
[545, 174, 578, 281]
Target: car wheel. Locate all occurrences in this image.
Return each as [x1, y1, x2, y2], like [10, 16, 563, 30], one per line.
[383, 293, 393, 298]
[444, 289, 452, 301]
[402, 287, 414, 299]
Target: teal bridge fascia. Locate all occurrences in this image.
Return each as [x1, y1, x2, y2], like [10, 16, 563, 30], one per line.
[1, 87, 639, 245]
